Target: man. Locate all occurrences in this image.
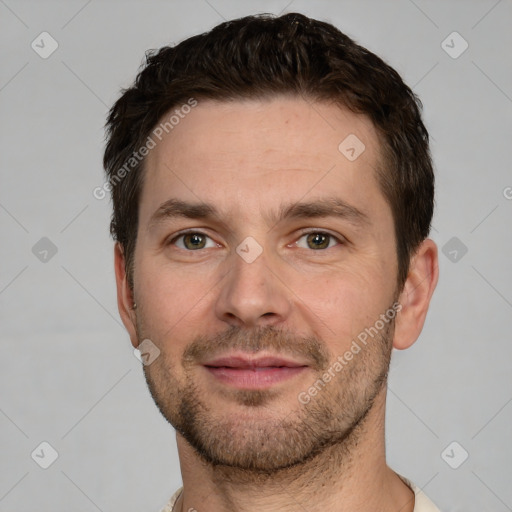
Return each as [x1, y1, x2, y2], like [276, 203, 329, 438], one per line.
[103, 12, 440, 512]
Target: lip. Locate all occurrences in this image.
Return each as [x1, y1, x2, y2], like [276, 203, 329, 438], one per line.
[203, 353, 309, 389]
[203, 354, 308, 368]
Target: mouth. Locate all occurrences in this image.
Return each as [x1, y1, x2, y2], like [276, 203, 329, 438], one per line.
[202, 354, 310, 389]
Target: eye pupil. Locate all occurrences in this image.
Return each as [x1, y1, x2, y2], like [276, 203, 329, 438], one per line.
[176, 232, 335, 251]
[307, 232, 329, 249]
[184, 233, 206, 249]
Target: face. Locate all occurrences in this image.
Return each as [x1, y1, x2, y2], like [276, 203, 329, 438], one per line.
[127, 96, 401, 472]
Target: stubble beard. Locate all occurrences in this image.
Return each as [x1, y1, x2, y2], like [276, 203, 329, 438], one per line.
[139, 319, 394, 476]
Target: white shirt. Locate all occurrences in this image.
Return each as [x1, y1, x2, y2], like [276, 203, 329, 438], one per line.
[398, 474, 442, 512]
[160, 475, 441, 511]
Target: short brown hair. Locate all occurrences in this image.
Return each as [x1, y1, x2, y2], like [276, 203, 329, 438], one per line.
[103, 12, 434, 291]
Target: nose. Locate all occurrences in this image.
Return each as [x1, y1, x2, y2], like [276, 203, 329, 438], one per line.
[214, 243, 292, 328]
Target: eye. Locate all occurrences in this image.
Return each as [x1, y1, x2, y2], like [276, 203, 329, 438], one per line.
[170, 231, 218, 250]
[294, 231, 341, 250]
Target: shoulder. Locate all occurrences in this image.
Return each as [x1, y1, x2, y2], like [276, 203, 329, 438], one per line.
[159, 487, 183, 512]
[397, 474, 442, 512]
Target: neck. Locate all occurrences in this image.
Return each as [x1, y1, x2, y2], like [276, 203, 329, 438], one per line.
[173, 388, 414, 512]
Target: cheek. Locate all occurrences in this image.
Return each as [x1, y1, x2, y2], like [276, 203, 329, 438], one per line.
[291, 267, 391, 349]
[135, 258, 217, 340]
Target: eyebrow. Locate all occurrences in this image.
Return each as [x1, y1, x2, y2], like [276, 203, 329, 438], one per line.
[147, 196, 370, 231]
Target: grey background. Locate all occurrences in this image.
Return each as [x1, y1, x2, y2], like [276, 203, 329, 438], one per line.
[1, 0, 511, 510]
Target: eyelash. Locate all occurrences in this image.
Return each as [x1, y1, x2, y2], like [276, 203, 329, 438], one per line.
[167, 229, 345, 251]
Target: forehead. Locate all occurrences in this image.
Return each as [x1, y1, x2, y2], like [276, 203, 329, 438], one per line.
[140, 96, 388, 225]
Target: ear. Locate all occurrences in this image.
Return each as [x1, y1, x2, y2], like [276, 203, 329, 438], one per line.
[393, 238, 439, 350]
[114, 242, 139, 349]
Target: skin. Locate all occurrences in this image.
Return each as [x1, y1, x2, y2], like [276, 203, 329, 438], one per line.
[114, 96, 439, 512]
